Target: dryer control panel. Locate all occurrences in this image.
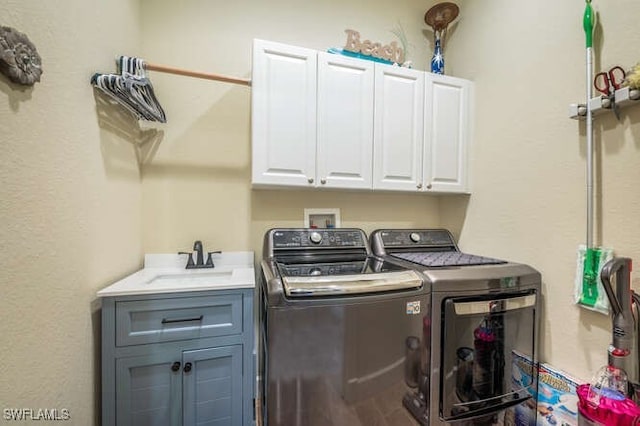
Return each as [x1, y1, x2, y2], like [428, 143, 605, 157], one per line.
[374, 229, 456, 249]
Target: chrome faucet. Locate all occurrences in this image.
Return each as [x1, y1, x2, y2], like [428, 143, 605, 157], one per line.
[179, 240, 220, 269]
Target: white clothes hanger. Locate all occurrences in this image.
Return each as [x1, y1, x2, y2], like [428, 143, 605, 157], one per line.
[91, 55, 250, 123]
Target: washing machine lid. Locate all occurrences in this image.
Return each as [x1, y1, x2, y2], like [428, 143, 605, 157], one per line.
[264, 228, 425, 297]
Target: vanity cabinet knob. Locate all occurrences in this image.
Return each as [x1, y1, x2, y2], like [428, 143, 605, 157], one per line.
[171, 362, 181, 372]
[320, 179, 327, 185]
[308, 178, 314, 184]
[183, 362, 192, 373]
[426, 183, 432, 190]
[417, 183, 423, 189]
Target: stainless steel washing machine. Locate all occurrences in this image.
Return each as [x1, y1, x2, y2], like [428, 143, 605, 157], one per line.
[259, 228, 430, 426]
[370, 229, 542, 426]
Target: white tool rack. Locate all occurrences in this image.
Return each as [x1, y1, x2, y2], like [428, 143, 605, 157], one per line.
[569, 86, 640, 119]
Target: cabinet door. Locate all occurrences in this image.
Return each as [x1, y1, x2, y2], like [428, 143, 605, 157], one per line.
[317, 52, 374, 189]
[424, 74, 472, 193]
[116, 350, 182, 426]
[183, 345, 243, 426]
[252, 39, 317, 187]
[373, 64, 424, 191]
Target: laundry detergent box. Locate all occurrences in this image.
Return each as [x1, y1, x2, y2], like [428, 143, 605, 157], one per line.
[507, 350, 537, 426]
[507, 351, 583, 426]
[535, 363, 582, 426]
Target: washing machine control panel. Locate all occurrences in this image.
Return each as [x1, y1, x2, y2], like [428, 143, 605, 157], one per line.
[271, 229, 366, 249]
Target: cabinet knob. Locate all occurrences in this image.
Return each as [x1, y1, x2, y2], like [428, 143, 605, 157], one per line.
[320, 179, 326, 185]
[426, 184, 432, 190]
[171, 362, 181, 372]
[417, 183, 423, 189]
[183, 362, 192, 373]
[308, 178, 314, 184]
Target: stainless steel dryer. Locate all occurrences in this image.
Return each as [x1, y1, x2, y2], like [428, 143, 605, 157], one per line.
[259, 228, 430, 426]
[370, 229, 542, 426]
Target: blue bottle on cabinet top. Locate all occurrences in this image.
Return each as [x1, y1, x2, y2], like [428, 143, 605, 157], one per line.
[431, 38, 444, 74]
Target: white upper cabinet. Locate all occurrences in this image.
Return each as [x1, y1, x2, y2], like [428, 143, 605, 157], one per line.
[251, 39, 317, 187]
[373, 65, 425, 191]
[317, 52, 374, 189]
[251, 39, 473, 194]
[424, 74, 472, 193]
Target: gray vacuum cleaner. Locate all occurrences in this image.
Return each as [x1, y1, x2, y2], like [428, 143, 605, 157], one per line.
[600, 257, 640, 402]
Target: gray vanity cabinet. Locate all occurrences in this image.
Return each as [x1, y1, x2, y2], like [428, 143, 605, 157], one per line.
[101, 289, 254, 426]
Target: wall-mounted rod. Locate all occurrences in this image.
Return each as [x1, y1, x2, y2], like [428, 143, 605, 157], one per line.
[144, 62, 251, 87]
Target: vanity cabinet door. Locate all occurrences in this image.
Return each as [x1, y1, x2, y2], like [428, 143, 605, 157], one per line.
[423, 74, 472, 193]
[316, 52, 374, 189]
[251, 39, 318, 187]
[182, 345, 244, 426]
[373, 64, 425, 191]
[115, 349, 182, 426]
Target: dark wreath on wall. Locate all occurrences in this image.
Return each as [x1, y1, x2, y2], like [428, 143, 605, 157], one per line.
[0, 25, 42, 86]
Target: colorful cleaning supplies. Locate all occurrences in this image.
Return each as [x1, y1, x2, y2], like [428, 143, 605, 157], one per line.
[575, 245, 613, 314]
[577, 381, 640, 425]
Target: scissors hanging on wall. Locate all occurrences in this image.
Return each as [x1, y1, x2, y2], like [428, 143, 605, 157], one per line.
[593, 65, 626, 120]
[91, 56, 251, 123]
[594, 65, 626, 96]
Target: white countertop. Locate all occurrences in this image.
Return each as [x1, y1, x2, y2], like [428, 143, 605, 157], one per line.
[97, 251, 255, 297]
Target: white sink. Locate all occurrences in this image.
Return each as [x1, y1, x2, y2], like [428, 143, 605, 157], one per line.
[97, 252, 255, 297]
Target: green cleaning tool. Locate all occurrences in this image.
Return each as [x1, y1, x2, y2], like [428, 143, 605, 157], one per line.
[582, 247, 601, 307]
[578, 0, 603, 309]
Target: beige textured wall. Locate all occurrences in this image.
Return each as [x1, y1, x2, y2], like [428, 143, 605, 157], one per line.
[4, 0, 640, 422]
[442, 0, 640, 381]
[1, 0, 143, 424]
